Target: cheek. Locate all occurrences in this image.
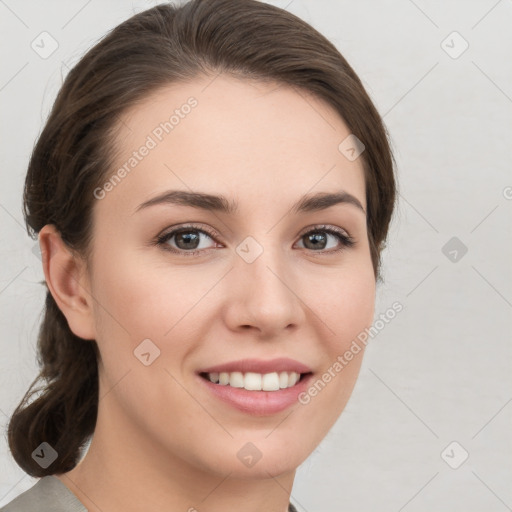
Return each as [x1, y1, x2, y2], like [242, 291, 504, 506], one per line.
[295, 270, 374, 446]
[88, 246, 216, 393]
[90, 246, 186, 338]
[314, 261, 376, 352]
[307, 260, 375, 405]
[87, 248, 176, 380]
[89, 250, 199, 423]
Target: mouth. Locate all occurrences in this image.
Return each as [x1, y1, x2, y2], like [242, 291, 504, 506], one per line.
[196, 357, 314, 415]
[198, 370, 312, 391]
[196, 359, 314, 416]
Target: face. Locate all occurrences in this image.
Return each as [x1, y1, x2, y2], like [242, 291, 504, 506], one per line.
[84, 74, 375, 478]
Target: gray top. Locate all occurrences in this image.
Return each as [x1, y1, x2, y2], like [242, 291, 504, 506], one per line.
[0, 475, 298, 512]
[0, 476, 87, 511]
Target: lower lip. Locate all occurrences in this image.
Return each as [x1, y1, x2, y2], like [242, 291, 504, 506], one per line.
[197, 373, 314, 416]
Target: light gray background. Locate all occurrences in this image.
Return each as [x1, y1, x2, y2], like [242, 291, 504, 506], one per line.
[1, 1, 511, 510]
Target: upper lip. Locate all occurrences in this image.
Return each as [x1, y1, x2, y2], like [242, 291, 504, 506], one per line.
[199, 357, 313, 375]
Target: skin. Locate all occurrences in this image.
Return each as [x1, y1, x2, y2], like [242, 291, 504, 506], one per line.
[40, 74, 376, 512]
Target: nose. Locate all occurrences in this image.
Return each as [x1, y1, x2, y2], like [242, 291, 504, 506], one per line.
[223, 240, 306, 338]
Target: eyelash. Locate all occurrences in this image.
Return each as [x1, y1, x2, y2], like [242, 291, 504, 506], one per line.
[154, 223, 355, 257]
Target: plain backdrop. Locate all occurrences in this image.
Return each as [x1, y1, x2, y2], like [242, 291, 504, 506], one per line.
[1, 1, 511, 511]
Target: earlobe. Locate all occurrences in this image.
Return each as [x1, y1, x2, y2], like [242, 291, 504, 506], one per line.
[38, 224, 96, 340]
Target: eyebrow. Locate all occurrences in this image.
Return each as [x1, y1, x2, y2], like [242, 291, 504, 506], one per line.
[135, 189, 366, 216]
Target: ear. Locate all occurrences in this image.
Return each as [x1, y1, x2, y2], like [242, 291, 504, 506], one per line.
[38, 224, 96, 340]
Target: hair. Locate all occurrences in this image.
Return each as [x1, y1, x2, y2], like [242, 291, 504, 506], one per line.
[7, 0, 397, 477]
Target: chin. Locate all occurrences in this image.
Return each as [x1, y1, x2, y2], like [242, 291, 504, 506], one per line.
[206, 435, 313, 480]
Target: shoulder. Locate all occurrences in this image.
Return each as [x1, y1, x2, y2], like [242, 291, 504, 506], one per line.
[0, 476, 87, 512]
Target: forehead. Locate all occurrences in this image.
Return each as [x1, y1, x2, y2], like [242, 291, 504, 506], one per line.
[98, 74, 366, 217]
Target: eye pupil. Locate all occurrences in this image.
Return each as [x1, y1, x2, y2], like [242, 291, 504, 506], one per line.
[304, 232, 326, 250]
[176, 231, 200, 249]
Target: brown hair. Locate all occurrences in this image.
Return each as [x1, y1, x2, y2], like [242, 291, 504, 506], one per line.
[7, 0, 397, 477]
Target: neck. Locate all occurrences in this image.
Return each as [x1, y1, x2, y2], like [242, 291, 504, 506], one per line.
[55, 395, 295, 512]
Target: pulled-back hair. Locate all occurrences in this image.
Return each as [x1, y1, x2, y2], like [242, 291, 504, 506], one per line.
[7, 0, 397, 477]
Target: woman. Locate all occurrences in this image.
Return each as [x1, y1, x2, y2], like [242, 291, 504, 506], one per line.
[2, 0, 397, 510]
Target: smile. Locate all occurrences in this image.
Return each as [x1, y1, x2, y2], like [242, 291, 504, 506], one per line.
[197, 372, 314, 415]
[200, 371, 306, 391]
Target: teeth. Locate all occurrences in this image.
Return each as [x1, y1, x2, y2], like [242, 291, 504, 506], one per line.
[206, 371, 302, 391]
[230, 371, 244, 388]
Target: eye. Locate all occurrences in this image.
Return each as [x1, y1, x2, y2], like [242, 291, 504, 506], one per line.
[156, 224, 218, 256]
[296, 225, 355, 253]
[154, 223, 355, 256]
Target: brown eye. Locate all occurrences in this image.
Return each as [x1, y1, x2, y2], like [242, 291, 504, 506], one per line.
[297, 226, 355, 253]
[156, 225, 218, 256]
[155, 223, 355, 257]
[172, 230, 202, 250]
